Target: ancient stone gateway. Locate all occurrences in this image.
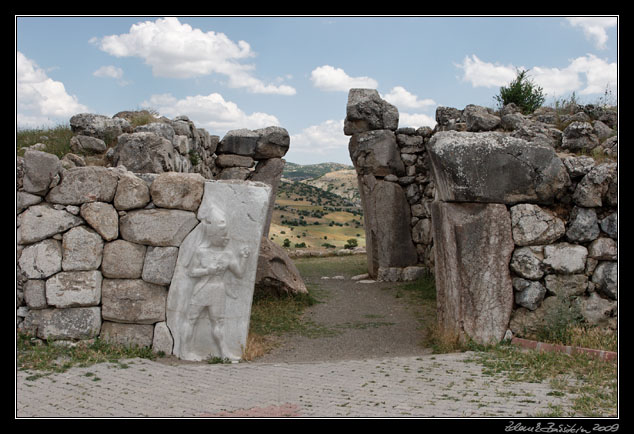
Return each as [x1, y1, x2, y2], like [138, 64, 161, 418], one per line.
[344, 89, 617, 346]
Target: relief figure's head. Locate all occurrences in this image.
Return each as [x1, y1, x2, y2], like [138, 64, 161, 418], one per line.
[199, 204, 230, 247]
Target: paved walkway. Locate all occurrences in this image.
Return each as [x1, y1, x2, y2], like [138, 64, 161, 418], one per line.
[16, 351, 577, 418]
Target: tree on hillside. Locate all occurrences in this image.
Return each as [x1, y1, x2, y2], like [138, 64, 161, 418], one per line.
[494, 69, 545, 114]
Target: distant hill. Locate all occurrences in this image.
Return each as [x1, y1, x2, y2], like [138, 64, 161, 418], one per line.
[270, 162, 364, 252]
[282, 162, 354, 181]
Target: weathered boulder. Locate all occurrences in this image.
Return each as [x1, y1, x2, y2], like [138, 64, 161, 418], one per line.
[255, 237, 308, 297]
[45, 271, 102, 308]
[80, 202, 119, 241]
[25, 307, 102, 340]
[344, 88, 399, 135]
[463, 104, 501, 132]
[100, 321, 154, 347]
[113, 132, 176, 173]
[113, 171, 151, 211]
[428, 131, 569, 204]
[119, 209, 199, 247]
[149, 172, 205, 211]
[431, 201, 514, 345]
[61, 226, 104, 271]
[70, 113, 131, 140]
[544, 274, 588, 298]
[253, 126, 290, 159]
[510, 204, 565, 246]
[562, 121, 599, 151]
[46, 166, 119, 205]
[592, 261, 617, 300]
[566, 206, 600, 243]
[18, 239, 62, 279]
[574, 292, 617, 326]
[216, 129, 260, 156]
[69, 135, 107, 154]
[542, 243, 588, 274]
[510, 246, 544, 280]
[17, 204, 83, 245]
[349, 130, 405, 177]
[142, 246, 179, 286]
[572, 163, 617, 207]
[21, 149, 61, 196]
[23, 280, 48, 309]
[102, 240, 147, 279]
[512, 278, 547, 311]
[102, 279, 167, 324]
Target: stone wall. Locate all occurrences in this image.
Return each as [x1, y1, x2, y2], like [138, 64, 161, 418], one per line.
[345, 89, 618, 344]
[16, 112, 303, 353]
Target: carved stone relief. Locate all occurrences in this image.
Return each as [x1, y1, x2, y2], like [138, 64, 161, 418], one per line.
[166, 180, 271, 361]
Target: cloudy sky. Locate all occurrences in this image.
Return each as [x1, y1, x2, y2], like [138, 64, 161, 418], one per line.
[16, 16, 618, 165]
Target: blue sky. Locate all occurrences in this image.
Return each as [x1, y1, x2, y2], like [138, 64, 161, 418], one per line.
[16, 16, 618, 165]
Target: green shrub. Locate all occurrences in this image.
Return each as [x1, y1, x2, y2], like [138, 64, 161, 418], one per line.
[494, 69, 545, 114]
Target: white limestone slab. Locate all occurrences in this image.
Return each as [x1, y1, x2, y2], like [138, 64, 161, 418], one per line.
[166, 180, 271, 361]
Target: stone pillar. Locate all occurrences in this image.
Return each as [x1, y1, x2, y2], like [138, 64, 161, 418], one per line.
[166, 180, 271, 361]
[427, 130, 569, 345]
[431, 202, 514, 344]
[344, 89, 418, 279]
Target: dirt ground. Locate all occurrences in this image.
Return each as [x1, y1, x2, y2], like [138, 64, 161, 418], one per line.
[253, 256, 434, 364]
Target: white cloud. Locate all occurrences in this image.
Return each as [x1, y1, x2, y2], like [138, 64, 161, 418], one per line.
[310, 65, 378, 91]
[566, 17, 617, 50]
[382, 86, 436, 110]
[93, 17, 295, 95]
[142, 92, 280, 136]
[290, 119, 348, 154]
[456, 53, 617, 98]
[456, 54, 518, 88]
[16, 51, 89, 128]
[93, 65, 130, 86]
[93, 65, 123, 79]
[399, 112, 436, 129]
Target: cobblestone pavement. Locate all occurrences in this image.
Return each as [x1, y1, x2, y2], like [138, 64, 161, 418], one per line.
[16, 351, 577, 418]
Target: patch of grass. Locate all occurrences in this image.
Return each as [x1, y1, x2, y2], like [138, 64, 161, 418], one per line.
[466, 343, 618, 417]
[17, 332, 158, 375]
[16, 124, 74, 158]
[293, 254, 367, 279]
[249, 290, 324, 338]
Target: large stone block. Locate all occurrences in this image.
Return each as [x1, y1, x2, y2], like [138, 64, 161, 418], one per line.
[167, 180, 271, 361]
[45, 270, 102, 308]
[101, 279, 168, 324]
[46, 166, 119, 205]
[18, 239, 62, 279]
[343, 88, 399, 135]
[358, 176, 418, 278]
[431, 201, 515, 345]
[119, 208, 199, 247]
[428, 131, 569, 204]
[61, 226, 104, 271]
[113, 132, 176, 173]
[17, 204, 83, 245]
[100, 321, 154, 348]
[21, 149, 61, 196]
[26, 307, 102, 340]
[349, 130, 405, 177]
[149, 172, 205, 211]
